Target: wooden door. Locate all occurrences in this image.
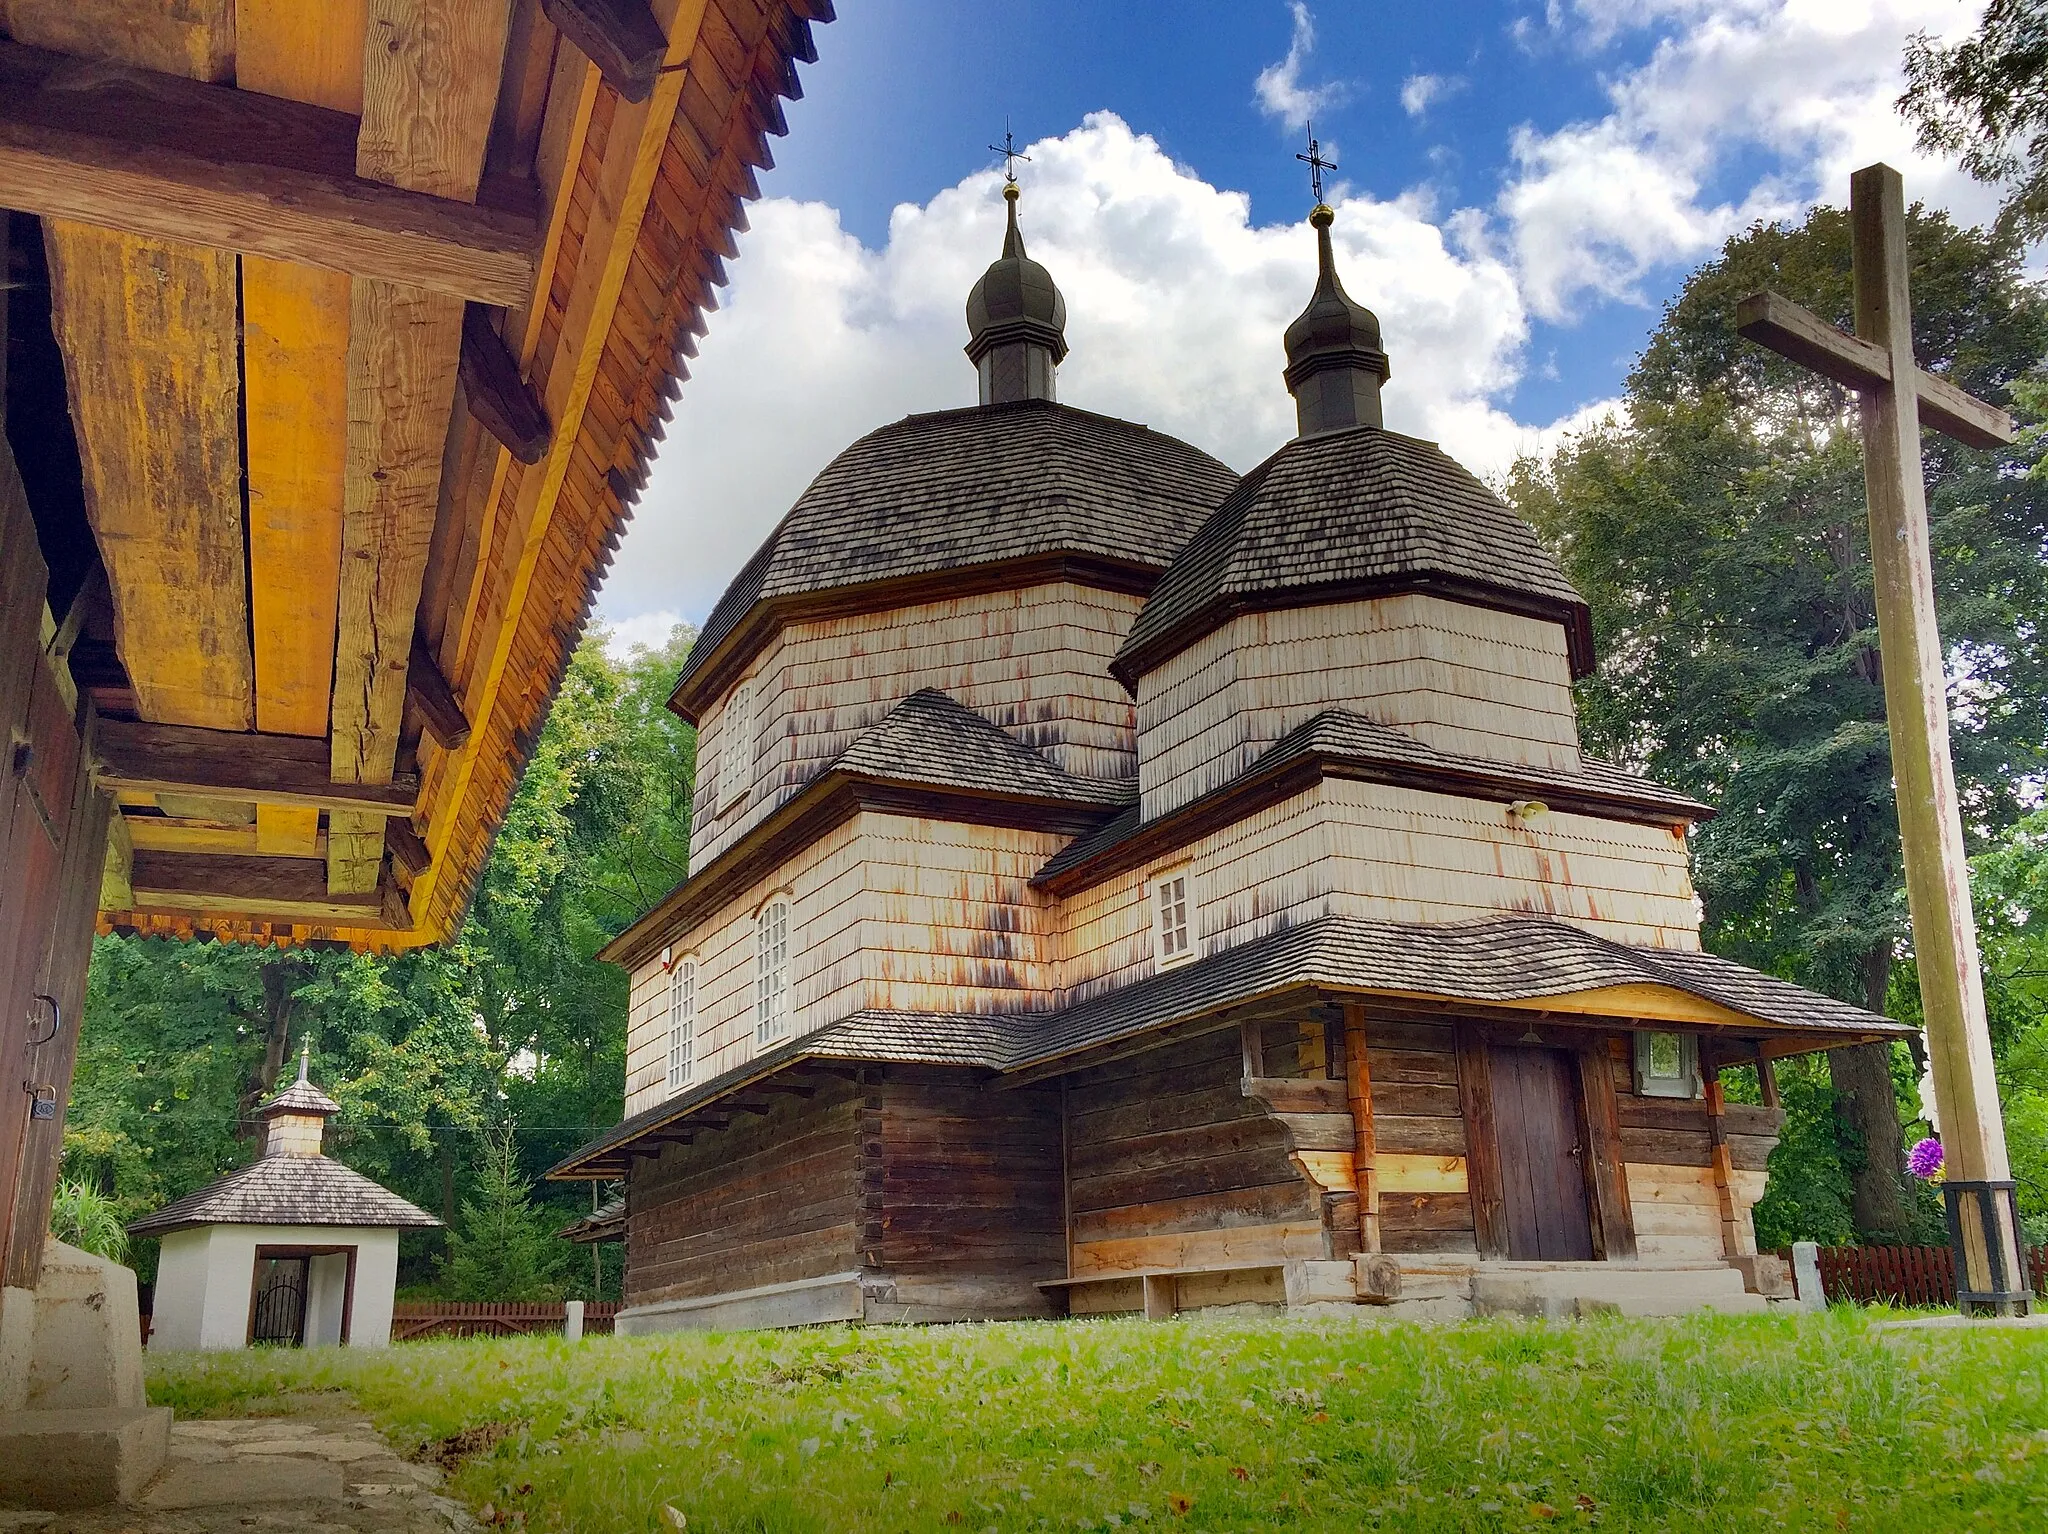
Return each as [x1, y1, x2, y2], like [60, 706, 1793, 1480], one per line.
[1488, 1045, 1596, 1261]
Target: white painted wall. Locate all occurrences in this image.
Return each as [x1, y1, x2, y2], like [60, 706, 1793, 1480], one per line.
[145, 1225, 403, 1351]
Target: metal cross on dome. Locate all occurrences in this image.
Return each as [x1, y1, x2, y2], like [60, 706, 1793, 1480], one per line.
[989, 126, 1030, 185]
[1297, 124, 1336, 204]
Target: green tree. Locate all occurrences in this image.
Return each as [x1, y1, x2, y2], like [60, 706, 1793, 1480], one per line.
[1903, 0, 2048, 244]
[435, 1129, 574, 1301]
[1508, 203, 2048, 1242]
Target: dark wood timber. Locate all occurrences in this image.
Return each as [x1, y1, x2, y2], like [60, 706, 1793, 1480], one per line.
[1488, 1044, 1596, 1262]
[95, 717, 419, 816]
[541, 0, 668, 103]
[0, 41, 537, 307]
[459, 303, 551, 464]
[1575, 1036, 1636, 1260]
[1454, 1023, 1507, 1259]
[406, 634, 473, 751]
[384, 817, 433, 879]
[1342, 1001, 1379, 1254]
[128, 851, 390, 923]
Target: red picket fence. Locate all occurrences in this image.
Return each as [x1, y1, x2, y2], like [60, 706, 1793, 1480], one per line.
[1776, 1244, 2048, 1308]
[390, 1300, 619, 1341]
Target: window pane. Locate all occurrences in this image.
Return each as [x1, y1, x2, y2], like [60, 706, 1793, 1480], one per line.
[1648, 1032, 1682, 1078]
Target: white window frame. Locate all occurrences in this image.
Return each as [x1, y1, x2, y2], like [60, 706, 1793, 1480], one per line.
[666, 958, 697, 1092]
[1634, 1030, 1701, 1099]
[718, 680, 754, 812]
[1151, 869, 1194, 968]
[755, 898, 791, 1044]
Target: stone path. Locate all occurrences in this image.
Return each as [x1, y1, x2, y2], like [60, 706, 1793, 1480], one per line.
[0, 1417, 478, 1533]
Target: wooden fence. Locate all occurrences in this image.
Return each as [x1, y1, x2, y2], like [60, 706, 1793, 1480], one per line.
[390, 1301, 619, 1341]
[1777, 1244, 2048, 1308]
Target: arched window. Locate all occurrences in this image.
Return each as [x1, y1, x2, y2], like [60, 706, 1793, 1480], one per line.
[755, 898, 791, 1044]
[666, 958, 696, 1091]
[719, 680, 754, 811]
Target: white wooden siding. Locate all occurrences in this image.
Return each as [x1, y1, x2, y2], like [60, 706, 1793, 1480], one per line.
[1136, 594, 1583, 819]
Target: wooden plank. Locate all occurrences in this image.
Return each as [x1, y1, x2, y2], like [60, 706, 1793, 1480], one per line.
[1576, 1037, 1637, 1260]
[100, 808, 135, 907]
[1377, 1153, 1467, 1194]
[407, 632, 473, 749]
[542, 0, 668, 102]
[0, 0, 234, 80]
[460, 302, 552, 463]
[125, 816, 331, 858]
[128, 851, 389, 922]
[1454, 1022, 1506, 1259]
[410, 0, 707, 932]
[329, 0, 512, 895]
[42, 224, 250, 731]
[239, 0, 368, 862]
[94, 717, 418, 816]
[1736, 289, 2014, 450]
[0, 41, 537, 306]
[1343, 1001, 1377, 1254]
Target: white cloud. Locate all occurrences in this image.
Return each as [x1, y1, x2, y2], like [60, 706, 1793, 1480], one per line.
[598, 610, 690, 660]
[1400, 73, 1465, 118]
[599, 115, 1577, 628]
[1500, 0, 1995, 320]
[1254, 2, 1347, 130]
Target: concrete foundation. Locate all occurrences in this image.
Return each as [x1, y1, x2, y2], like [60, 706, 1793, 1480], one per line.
[0, 1242, 170, 1510]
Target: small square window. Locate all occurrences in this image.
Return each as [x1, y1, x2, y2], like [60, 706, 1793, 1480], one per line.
[1153, 872, 1193, 967]
[1634, 1031, 1700, 1099]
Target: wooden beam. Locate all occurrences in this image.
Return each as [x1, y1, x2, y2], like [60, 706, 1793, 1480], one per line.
[100, 809, 134, 909]
[384, 816, 432, 878]
[1735, 290, 2016, 450]
[407, 632, 472, 750]
[127, 850, 393, 925]
[94, 718, 418, 817]
[1341, 1001, 1379, 1256]
[125, 816, 331, 858]
[42, 224, 252, 732]
[541, 0, 668, 103]
[1453, 1022, 1507, 1260]
[239, 0, 368, 863]
[0, 41, 538, 307]
[329, 0, 512, 896]
[459, 303, 553, 463]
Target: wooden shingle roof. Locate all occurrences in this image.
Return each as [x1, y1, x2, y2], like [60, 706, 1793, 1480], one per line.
[837, 689, 1134, 808]
[127, 1153, 440, 1237]
[550, 912, 1904, 1178]
[1112, 424, 1595, 688]
[669, 399, 1238, 717]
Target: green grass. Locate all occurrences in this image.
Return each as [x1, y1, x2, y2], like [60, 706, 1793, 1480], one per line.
[147, 1311, 2048, 1532]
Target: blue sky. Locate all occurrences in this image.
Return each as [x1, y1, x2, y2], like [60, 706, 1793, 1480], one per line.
[602, 1, 1999, 643]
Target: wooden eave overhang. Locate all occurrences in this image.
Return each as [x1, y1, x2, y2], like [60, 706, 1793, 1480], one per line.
[1106, 570, 1601, 695]
[599, 762, 1131, 970]
[4, 0, 835, 952]
[666, 551, 1163, 723]
[1032, 723, 1714, 898]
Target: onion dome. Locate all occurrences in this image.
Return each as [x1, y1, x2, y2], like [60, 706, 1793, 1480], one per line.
[1283, 204, 1390, 436]
[965, 181, 1068, 404]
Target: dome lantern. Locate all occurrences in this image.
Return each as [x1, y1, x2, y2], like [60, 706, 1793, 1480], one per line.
[965, 179, 1068, 405]
[1283, 202, 1390, 437]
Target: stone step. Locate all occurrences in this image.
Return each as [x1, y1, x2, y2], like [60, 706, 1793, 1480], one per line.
[1472, 1263, 1764, 1319]
[0, 1406, 171, 1509]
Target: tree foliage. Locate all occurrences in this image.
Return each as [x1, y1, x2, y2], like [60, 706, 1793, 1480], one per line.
[1508, 204, 2048, 1242]
[1903, 0, 2048, 244]
[65, 626, 696, 1294]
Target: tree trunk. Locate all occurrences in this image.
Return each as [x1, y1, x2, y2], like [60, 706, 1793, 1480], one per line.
[237, 956, 308, 1137]
[1828, 942, 1913, 1240]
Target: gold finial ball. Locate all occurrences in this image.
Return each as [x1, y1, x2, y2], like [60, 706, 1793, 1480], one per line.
[1310, 203, 1334, 228]
[1004, 180, 1021, 202]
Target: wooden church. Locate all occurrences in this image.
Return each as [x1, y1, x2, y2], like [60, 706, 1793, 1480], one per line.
[550, 181, 1907, 1328]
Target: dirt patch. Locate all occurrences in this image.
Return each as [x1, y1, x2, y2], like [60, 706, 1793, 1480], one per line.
[413, 1420, 515, 1474]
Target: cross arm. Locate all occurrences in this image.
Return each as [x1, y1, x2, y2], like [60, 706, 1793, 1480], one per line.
[1735, 292, 2016, 450]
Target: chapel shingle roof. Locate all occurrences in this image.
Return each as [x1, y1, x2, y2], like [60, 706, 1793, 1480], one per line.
[128, 1155, 441, 1237]
[256, 1078, 341, 1119]
[1112, 425, 1594, 686]
[671, 400, 1238, 713]
[838, 689, 1134, 807]
[551, 914, 1903, 1177]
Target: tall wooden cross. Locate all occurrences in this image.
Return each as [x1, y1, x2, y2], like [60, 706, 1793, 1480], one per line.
[1737, 162, 2028, 1315]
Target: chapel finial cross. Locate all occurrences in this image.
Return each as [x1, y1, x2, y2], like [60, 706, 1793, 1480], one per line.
[989, 126, 1030, 185]
[1297, 123, 1336, 206]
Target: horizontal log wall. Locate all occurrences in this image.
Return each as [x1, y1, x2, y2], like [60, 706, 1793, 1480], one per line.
[1063, 1028, 1326, 1278]
[867, 1069, 1065, 1317]
[691, 581, 1145, 875]
[625, 1077, 862, 1309]
[1137, 595, 1583, 819]
[1604, 1044, 1781, 1262]
[1357, 1017, 1477, 1255]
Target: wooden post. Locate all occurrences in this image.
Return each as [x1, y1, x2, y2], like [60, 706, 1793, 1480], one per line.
[1341, 1000, 1379, 1255]
[1701, 1057, 1749, 1260]
[1737, 162, 2027, 1314]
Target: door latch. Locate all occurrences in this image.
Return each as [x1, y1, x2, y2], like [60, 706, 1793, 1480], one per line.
[27, 994, 58, 1047]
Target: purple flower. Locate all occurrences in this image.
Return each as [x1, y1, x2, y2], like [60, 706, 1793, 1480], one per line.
[1908, 1137, 1944, 1180]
